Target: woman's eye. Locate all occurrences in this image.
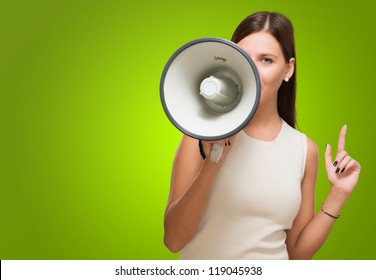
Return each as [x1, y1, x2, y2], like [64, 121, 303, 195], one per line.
[262, 58, 273, 64]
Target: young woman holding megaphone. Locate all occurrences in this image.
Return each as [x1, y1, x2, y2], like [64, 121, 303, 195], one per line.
[162, 11, 361, 259]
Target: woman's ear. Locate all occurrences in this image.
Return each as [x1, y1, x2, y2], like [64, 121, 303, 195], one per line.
[284, 57, 295, 81]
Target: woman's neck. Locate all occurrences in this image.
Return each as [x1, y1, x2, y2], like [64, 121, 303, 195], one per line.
[242, 104, 282, 141]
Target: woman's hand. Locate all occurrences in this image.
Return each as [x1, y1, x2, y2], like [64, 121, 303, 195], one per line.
[201, 135, 237, 165]
[325, 125, 361, 198]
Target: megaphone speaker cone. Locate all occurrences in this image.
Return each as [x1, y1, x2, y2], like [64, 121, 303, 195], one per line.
[200, 70, 241, 113]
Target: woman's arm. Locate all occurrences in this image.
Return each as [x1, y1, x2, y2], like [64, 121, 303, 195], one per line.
[286, 125, 361, 259]
[163, 135, 234, 252]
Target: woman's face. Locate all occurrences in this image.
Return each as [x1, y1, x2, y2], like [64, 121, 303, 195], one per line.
[237, 31, 295, 106]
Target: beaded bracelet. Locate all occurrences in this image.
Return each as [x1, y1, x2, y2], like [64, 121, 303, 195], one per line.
[321, 204, 340, 219]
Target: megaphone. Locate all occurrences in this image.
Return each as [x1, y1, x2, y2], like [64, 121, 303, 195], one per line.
[160, 38, 261, 163]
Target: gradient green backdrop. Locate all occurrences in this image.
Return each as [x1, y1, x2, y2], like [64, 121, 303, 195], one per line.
[1, 0, 374, 259]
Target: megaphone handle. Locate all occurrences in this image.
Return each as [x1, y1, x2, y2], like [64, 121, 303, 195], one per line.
[210, 143, 223, 164]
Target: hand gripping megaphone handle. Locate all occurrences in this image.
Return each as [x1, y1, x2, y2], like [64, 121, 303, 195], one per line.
[210, 143, 223, 164]
[198, 140, 224, 163]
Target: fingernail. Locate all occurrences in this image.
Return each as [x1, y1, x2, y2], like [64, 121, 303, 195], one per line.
[333, 160, 338, 167]
[341, 168, 345, 173]
[335, 167, 340, 173]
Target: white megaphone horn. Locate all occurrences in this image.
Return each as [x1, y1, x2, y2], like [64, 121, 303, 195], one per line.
[160, 38, 261, 163]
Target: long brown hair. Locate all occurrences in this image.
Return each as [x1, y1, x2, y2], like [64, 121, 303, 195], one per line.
[231, 11, 297, 128]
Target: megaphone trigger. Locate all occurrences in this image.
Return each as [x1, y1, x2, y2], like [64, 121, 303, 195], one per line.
[210, 143, 223, 164]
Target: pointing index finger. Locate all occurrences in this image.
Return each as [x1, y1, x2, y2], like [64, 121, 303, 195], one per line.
[337, 124, 347, 153]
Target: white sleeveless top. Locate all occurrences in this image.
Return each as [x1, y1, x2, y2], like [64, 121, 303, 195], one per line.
[180, 120, 307, 259]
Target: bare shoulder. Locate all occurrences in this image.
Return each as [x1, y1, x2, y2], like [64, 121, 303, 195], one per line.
[305, 136, 318, 167]
[176, 135, 201, 157]
[302, 135, 318, 189]
[306, 136, 318, 160]
[173, 135, 203, 171]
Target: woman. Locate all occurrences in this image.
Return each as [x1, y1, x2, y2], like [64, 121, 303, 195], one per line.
[163, 11, 361, 259]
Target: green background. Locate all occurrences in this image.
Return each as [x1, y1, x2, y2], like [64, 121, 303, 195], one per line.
[1, 0, 374, 259]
